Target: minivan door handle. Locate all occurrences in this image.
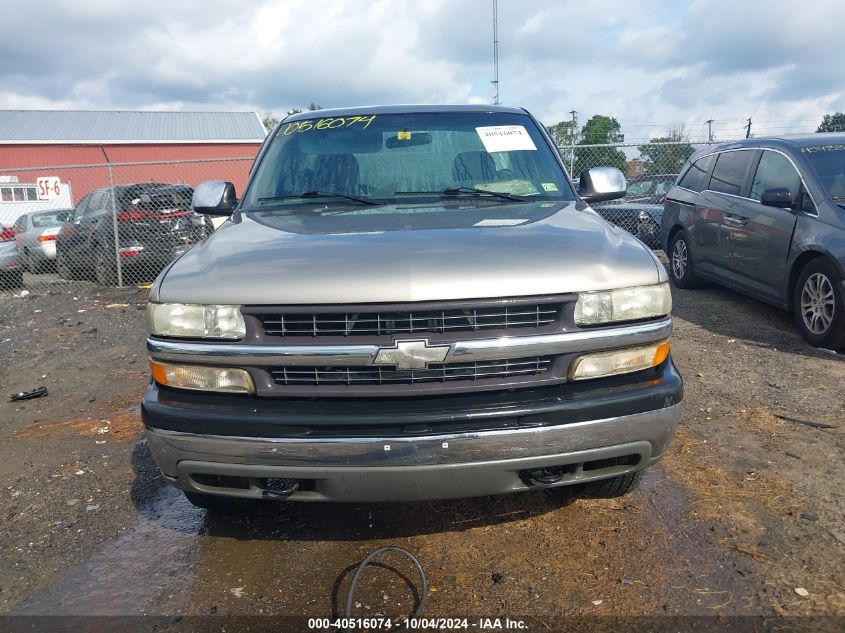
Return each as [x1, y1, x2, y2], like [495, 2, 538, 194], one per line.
[723, 214, 747, 227]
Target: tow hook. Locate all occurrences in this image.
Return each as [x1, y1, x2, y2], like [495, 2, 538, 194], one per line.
[261, 477, 299, 498]
[525, 466, 566, 486]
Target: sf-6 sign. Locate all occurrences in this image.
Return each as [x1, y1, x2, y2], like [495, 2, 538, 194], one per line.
[36, 176, 62, 200]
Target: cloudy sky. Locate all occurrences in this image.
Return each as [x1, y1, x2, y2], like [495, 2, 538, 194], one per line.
[2, 0, 843, 142]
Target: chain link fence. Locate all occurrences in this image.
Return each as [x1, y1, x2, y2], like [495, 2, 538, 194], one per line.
[1, 157, 253, 293]
[0, 141, 733, 295]
[562, 140, 719, 250]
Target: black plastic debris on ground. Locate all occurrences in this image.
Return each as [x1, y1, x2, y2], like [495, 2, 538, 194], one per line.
[9, 386, 48, 402]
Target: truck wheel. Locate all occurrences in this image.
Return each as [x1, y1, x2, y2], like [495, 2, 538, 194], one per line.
[56, 251, 77, 280]
[95, 248, 118, 286]
[1, 271, 24, 289]
[668, 230, 700, 289]
[23, 250, 36, 274]
[793, 258, 845, 352]
[579, 471, 640, 499]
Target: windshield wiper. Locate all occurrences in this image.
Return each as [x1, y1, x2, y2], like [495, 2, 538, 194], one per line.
[394, 187, 529, 202]
[442, 186, 529, 202]
[257, 191, 382, 206]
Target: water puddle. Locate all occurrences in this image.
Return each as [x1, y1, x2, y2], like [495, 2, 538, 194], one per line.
[15, 486, 203, 615]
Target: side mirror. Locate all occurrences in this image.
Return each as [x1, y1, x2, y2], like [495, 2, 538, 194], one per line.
[760, 187, 792, 208]
[578, 167, 627, 203]
[192, 181, 238, 216]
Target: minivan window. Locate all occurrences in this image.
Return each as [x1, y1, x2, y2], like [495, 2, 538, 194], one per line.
[709, 150, 755, 196]
[677, 154, 716, 192]
[751, 151, 802, 203]
[243, 112, 574, 210]
[801, 145, 845, 200]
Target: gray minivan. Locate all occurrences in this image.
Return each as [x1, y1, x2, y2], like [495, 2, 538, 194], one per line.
[661, 134, 845, 350]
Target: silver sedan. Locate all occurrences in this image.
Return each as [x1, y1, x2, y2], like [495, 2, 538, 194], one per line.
[12, 209, 73, 273]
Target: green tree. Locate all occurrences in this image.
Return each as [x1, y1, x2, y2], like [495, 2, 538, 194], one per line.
[573, 114, 627, 176]
[262, 112, 279, 132]
[580, 114, 624, 144]
[287, 102, 322, 116]
[637, 126, 695, 175]
[547, 120, 579, 147]
[547, 120, 580, 176]
[817, 112, 845, 133]
[263, 103, 322, 134]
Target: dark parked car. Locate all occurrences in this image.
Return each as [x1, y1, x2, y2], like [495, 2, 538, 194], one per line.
[0, 225, 24, 288]
[593, 201, 663, 248]
[661, 134, 845, 350]
[592, 174, 677, 249]
[56, 183, 213, 285]
[622, 174, 678, 204]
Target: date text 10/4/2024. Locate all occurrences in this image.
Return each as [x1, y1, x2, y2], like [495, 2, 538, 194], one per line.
[306, 617, 528, 630]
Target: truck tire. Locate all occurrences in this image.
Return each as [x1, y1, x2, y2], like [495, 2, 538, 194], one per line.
[579, 471, 640, 499]
[23, 250, 36, 274]
[668, 229, 700, 289]
[793, 258, 845, 352]
[56, 251, 77, 280]
[1, 271, 24, 289]
[95, 248, 118, 286]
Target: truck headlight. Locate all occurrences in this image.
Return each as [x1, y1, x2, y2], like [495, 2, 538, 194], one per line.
[150, 360, 255, 394]
[574, 282, 671, 325]
[570, 340, 670, 381]
[146, 303, 245, 339]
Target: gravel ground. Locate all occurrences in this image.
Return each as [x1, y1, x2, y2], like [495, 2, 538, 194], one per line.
[0, 273, 843, 630]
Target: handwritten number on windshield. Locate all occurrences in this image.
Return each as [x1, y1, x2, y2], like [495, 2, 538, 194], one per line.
[280, 115, 376, 136]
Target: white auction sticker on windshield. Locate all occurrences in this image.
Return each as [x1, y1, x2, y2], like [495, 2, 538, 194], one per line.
[475, 126, 537, 153]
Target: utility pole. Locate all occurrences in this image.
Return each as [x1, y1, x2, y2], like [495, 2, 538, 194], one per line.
[705, 119, 714, 142]
[569, 110, 577, 177]
[491, 0, 499, 105]
[745, 118, 752, 139]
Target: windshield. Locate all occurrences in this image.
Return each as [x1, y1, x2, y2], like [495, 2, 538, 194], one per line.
[31, 210, 71, 228]
[243, 111, 574, 209]
[802, 145, 845, 200]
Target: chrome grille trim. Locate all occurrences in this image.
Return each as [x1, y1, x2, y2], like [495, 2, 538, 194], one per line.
[147, 317, 672, 367]
[258, 305, 560, 337]
[270, 357, 552, 386]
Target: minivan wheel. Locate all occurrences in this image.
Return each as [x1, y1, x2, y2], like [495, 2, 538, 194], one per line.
[793, 259, 845, 351]
[668, 230, 700, 289]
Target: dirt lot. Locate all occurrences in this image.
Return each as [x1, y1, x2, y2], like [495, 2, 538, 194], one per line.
[0, 274, 843, 631]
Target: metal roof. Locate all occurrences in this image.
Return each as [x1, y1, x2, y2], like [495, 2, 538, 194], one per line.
[0, 110, 266, 144]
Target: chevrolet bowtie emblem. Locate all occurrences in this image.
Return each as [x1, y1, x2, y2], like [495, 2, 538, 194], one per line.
[373, 340, 451, 370]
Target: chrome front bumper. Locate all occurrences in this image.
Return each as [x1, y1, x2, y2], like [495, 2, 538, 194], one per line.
[145, 403, 681, 502]
[146, 317, 673, 367]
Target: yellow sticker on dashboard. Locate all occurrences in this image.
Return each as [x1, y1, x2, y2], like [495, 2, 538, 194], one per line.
[542, 182, 559, 191]
[397, 131, 411, 140]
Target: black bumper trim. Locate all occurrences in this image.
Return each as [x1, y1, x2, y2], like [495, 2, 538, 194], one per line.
[142, 356, 683, 439]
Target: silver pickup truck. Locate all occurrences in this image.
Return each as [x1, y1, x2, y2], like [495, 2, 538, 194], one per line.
[142, 105, 682, 509]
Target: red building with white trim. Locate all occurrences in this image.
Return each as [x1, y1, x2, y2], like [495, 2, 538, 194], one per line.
[0, 110, 266, 206]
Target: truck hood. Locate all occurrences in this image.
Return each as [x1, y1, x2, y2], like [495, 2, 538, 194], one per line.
[155, 200, 666, 305]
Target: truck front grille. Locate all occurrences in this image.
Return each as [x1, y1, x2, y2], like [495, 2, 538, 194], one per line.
[270, 356, 552, 386]
[257, 304, 561, 337]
